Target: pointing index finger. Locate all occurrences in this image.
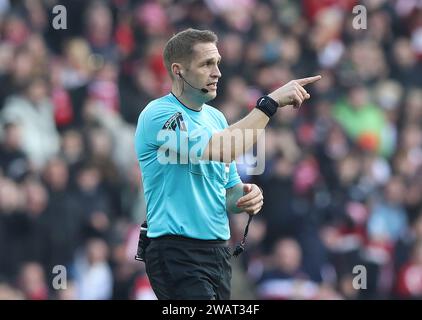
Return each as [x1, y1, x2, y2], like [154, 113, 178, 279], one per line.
[296, 75, 322, 86]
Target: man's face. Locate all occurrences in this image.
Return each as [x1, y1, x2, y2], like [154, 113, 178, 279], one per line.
[183, 42, 222, 101]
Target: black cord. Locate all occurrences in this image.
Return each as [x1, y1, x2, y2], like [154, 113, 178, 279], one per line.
[232, 215, 253, 257]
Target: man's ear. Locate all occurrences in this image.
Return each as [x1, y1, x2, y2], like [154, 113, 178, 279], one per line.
[171, 63, 182, 78]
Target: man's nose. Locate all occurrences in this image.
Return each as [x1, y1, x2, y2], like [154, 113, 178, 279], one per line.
[212, 65, 221, 78]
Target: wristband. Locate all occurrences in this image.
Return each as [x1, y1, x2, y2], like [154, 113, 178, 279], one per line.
[255, 96, 279, 118]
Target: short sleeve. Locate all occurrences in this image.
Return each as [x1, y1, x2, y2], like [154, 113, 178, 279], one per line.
[225, 161, 242, 189]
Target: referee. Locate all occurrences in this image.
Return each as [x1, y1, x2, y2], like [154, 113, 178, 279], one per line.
[134, 28, 321, 300]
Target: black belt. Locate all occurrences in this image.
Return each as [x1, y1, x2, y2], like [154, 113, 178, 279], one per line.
[151, 234, 229, 247]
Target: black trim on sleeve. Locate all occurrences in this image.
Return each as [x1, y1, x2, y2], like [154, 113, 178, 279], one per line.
[162, 112, 187, 131]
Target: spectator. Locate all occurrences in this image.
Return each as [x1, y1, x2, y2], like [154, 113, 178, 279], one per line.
[332, 85, 390, 156]
[17, 262, 49, 300]
[395, 240, 422, 299]
[74, 238, 113, 300]
[0, 76, 60, 170]
[0, 122, 30, 181]
[256, 238, 319, 299]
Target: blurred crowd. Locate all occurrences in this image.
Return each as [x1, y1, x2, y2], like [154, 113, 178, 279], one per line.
[0, 0, 421, 300]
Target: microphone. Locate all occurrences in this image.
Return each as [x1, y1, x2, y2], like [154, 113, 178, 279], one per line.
[178, 73, 209, 93]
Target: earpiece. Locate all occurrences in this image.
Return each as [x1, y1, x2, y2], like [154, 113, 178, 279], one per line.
[176, 71, 209, 94]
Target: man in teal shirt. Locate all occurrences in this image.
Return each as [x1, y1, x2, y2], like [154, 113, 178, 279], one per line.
[135, 92, 241, 240]
[135, 28, 321, 299]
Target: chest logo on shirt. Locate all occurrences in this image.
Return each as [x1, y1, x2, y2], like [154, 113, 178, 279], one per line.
[162, 112, 187, 131]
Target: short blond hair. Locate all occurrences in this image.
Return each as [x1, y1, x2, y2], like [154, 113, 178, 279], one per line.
[163, 28, 218, 79]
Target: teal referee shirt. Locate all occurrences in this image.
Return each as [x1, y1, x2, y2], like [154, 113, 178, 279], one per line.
[135, 93, 241, 240]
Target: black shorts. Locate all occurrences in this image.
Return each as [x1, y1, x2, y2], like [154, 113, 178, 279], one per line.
[145, 235, 232, 300]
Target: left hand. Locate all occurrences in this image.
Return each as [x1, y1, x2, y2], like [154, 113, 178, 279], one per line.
[236, 183, 264, 215]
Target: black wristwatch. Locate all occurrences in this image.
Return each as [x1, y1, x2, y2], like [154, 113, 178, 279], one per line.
[255, 95, 279, 118]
